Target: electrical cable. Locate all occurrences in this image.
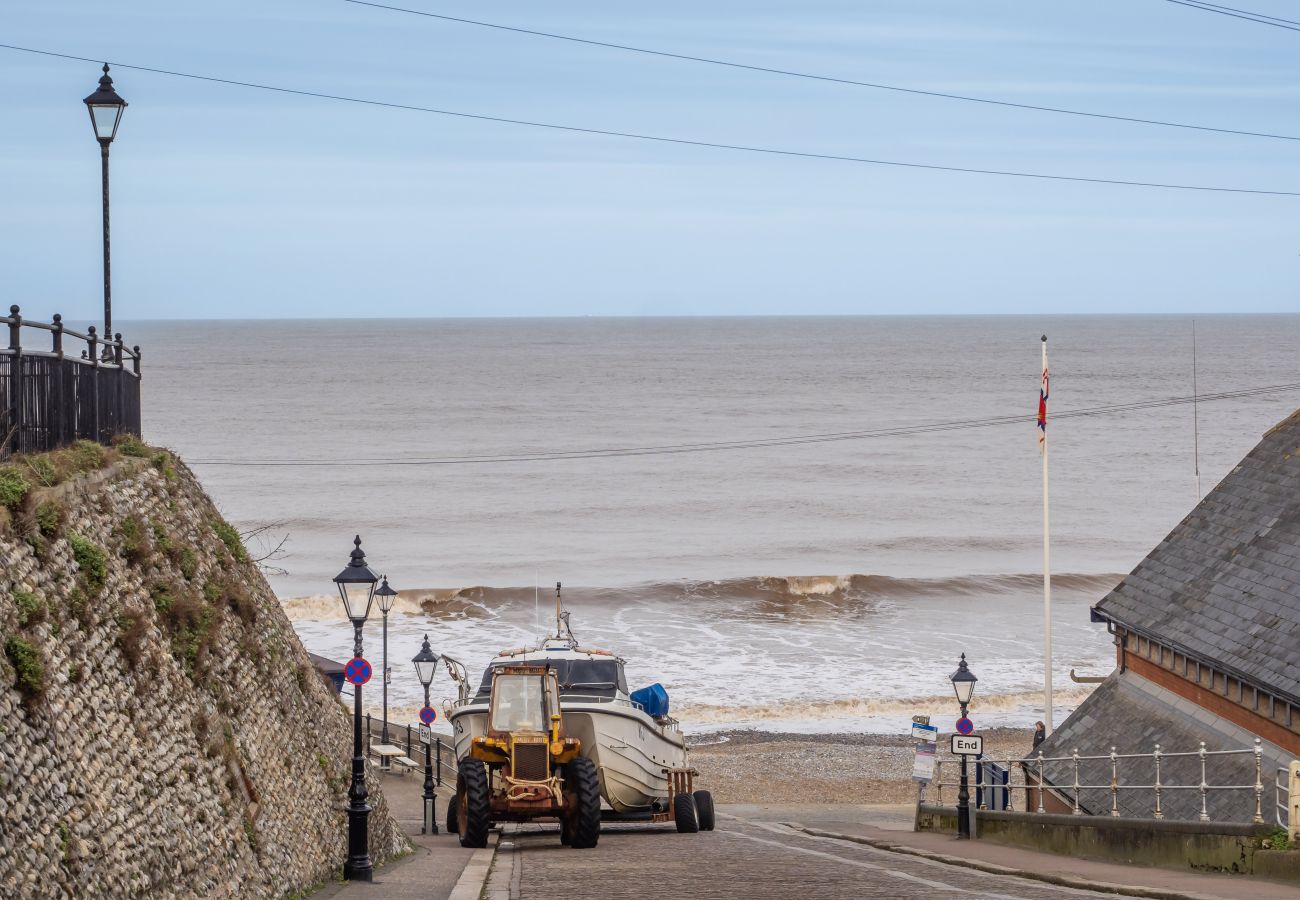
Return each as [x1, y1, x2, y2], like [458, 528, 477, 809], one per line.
[186, 380, 1300, 467]
[1162, 0, 1300, 31]
[342, 0, 1300, 144]
[1, 43, 1296, 197]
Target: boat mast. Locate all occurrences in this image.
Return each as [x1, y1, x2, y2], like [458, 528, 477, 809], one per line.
[555, 581, 563, 639]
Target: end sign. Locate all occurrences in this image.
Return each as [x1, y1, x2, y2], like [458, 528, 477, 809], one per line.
[951, 734, 983, 756]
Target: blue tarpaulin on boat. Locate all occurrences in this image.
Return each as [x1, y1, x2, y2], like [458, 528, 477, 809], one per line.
[630, 683, 669, 718]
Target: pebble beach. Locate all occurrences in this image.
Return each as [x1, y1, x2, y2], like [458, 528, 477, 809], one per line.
[690, 727, 1037, 804]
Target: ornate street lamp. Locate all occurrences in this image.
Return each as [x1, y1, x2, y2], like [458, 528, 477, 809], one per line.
[950, 653, 978, 840]
[83, 64, 127, 342]
[375, 576, 398, 755]
[334, 536, 379, 882]
[413, 634, 441, 835]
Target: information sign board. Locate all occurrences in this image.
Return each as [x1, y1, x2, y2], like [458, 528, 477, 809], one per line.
[912, 740, 936, 782]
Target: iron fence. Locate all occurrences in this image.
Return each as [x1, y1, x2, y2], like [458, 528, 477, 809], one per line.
[933, 738, 1278, 824]
[0, 305, 141, 458]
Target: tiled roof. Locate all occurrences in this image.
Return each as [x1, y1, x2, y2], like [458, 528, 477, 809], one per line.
[1093, 409, 1300, 700]
[1034, 670, 1289, 823]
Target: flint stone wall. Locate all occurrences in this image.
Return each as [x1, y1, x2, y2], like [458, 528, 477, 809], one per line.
[0, 455, 408, 899]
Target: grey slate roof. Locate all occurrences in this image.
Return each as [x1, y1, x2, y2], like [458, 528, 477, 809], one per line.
[1093, 409, 1300, 701]
[1034, 670, 1290, 823]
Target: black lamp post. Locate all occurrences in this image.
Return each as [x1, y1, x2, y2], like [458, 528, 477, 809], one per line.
[334, 536, 379, 881]
[413, 634, 441, 835]
[83, 64, 127, 342]
[950, 653, 978, 840]
[375, 576, 398, 756]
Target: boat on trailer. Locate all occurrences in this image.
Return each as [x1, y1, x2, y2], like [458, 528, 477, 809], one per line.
[445, 584, 709, 826]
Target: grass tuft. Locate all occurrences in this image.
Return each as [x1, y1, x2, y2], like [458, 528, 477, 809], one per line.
[13, 591, 45, 627]
[34, 500, 63, 537]
[0, 468, 30, 512]
[211, 520, 247, 562]
[68, 532, 107, 592]
[4, 636, 45, 704]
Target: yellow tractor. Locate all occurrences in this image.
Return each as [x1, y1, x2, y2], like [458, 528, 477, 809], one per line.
[453, 664, 602, 849]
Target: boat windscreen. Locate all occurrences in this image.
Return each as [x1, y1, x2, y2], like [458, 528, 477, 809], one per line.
[474, 659, 626, 701]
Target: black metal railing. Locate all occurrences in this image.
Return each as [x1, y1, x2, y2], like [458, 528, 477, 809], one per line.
[0, 304, 142, 458]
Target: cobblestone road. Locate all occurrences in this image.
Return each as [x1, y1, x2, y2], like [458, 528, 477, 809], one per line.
[486, 814, 1119, 899]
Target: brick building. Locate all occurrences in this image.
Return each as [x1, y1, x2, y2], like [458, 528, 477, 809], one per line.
[1035, 409, 1300, 821]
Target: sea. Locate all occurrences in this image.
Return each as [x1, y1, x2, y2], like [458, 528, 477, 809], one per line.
[122, 315, 1300, 735]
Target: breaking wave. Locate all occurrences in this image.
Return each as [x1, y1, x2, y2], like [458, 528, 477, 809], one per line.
[280, 572, 1122, 622]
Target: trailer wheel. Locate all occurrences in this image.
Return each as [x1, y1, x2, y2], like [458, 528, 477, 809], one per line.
[693, 790, 716, 831]
[563, 757, 601, 849]
[674, 792, 699, 833]
[456, 759, 490, 848]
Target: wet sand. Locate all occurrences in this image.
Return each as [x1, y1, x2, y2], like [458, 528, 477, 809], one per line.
[689, 727, 1036, 804]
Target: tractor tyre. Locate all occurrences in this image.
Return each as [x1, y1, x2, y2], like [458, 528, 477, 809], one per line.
[446, 795, 458, 834]
[563, 757, 601, 849]
[693, 790, 716, 831]
[456, 759, 491, 849]
[674, 792, 699, 833]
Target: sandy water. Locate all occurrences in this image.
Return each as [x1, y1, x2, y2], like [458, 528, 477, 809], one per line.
[120, 315, 1300, 733]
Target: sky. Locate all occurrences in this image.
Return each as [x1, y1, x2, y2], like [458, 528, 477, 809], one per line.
[3, 0, 1300, 319]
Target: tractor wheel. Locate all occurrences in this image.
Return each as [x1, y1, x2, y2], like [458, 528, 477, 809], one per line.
[456, 759, 491, 848]
[563, 757, 601, 849]
[446, 794, 458, 834]
[693, 790, 716, 832]
[673, 792, 699, 833]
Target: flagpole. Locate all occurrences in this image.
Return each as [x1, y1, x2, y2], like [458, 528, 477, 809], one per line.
[1041, 335, 1054, 734]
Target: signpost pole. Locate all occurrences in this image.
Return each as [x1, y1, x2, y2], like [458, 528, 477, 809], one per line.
[422, 687, 437, 834]
[345, 623, 373, 880]
[957, 701, 971, 839]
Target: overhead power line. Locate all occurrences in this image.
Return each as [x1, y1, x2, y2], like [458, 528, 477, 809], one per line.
[3, 43, 1298, 198]
[187, 381, 1300, 467]
[1163, 0, 1300, 31]
[342, 0, 1300, 144]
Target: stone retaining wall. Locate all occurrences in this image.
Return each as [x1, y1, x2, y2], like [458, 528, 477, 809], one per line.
[916, 803, 1288, 881]
[0, 447, 409, 899]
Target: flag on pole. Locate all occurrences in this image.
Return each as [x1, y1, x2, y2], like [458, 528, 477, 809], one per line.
[1038, 340, 1050, 453]
[1040, 334, 1053, 733]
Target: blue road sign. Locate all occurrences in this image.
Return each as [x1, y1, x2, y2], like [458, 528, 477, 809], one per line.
[419, 706, 437, 725]
[344, 657, 372, 686]
[956, 717, 974, 735]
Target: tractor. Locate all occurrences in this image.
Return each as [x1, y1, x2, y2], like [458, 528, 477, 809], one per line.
[452, 664, 602, 849]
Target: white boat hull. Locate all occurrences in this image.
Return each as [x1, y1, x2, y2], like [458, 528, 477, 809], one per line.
[448, 701, 688, 813]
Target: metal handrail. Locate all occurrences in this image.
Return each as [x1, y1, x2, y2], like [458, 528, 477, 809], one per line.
[3, 306, 141, 372]
[932, 738, 1277, 824]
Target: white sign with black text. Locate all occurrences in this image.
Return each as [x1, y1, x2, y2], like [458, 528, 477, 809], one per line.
[419, 723, 432, 745]
[951, 734, 983, 756]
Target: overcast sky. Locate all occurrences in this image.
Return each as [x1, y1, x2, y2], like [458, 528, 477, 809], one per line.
[4, 0, 1300, 319]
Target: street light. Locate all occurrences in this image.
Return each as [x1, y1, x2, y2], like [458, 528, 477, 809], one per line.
[375, 576, 398, 755]
[334, 535, 379, 882]
[950, 653, 978, 840]
[83, 64, 127, 341]
[413, 634, 441, 835]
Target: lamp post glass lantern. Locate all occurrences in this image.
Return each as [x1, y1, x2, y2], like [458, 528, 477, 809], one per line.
[82, 64, 126, 341]
[949, 653, 978, 839]
[333, 536, 379, 882]
[413, 635, 440, 834]
[375, 576, 398, 752]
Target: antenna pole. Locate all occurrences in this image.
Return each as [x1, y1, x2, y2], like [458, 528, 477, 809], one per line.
[555, 581, 562, 639]
[1192, 320, 1201, 501]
